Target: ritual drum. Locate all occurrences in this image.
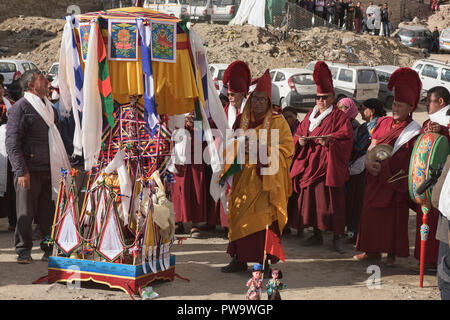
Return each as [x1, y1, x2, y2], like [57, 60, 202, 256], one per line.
[409, 133, 450, 205]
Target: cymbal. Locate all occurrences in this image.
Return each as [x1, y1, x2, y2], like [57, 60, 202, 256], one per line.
[367, 144, 393, 163]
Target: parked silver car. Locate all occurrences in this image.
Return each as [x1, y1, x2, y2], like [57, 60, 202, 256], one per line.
[395, 25, 433, 50]
[374, 65, 399, 109]
[181, 0, 213, 22]
[439, 28, 450, 53]
[211, 0, 236, 23]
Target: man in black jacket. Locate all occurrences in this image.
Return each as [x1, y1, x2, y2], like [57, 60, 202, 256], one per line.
[335, 0, 345, 29]
[6, 71, 59, 264]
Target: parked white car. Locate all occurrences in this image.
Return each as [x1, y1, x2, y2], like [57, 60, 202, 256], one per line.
[269, 68, 316, 110]
[181, 0, 213, 22]
[412, 59, 450, 97]
[143, 0, 187, 18]
[46, 62, 59, 81]
[0, 59, 40, 100]
[209, 63, 228, 95]
[305, 61, 380, 104]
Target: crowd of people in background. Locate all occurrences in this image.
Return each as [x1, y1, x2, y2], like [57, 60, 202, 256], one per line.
[287, 0, 393, 37]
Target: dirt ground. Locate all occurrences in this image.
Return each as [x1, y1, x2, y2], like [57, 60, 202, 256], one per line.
[0, 108, 443, 301]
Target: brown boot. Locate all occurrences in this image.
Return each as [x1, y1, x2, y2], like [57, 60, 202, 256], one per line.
[221, 258, 248, 273]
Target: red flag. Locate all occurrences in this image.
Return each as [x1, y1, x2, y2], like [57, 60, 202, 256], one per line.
[264, 226, 286, 262]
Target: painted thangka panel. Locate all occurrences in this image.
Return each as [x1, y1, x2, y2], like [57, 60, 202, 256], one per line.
[79, 22, 91, 62]
[150, 21, 176, 63]
[108, 20, 138, 61]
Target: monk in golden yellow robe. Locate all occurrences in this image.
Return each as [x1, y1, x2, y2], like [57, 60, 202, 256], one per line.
[220, 69, 293, 273]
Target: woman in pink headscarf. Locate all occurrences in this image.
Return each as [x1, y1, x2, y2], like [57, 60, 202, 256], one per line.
[337, 97, 360, 129]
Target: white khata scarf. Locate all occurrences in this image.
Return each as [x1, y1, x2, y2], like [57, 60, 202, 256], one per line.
[24, 92, 71, 200]
[308, 104, 333, 132]
[2, 97, 12, 110]
[429, 104, 450, 127]
[0, 97, 12, 195]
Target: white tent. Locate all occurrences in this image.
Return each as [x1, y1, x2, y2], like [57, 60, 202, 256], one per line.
[229, 0, 266, 28]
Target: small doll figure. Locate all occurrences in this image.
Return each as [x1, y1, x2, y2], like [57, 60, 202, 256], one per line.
[266, 268, 286, 300]
[246, 263, 263, 300]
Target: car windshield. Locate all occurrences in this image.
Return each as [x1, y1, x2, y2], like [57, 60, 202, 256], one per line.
[304, 62, 315, 71]
[358, 70, 378, 83]
[218, 69, 225, 80]
[49, 64, 59, 74]
[442, 29, 450, 38]
[291, 74, 315, 85]
[213, 0, 234, 5]
[398, 29, 416, 37]
[0, 62, 17, 73]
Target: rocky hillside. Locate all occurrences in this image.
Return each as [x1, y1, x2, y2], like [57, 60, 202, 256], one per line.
[0, 0, 102, 22]
[193, 23, 427, 77]
[0, 1, 438, 76]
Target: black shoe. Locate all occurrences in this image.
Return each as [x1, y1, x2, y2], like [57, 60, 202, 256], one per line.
[221, 258, 248, 273]
[333, 236, 346, 254]
[175, 223, 185, 234]
[198, 224, 216, 232]
[300, 234, 323, 246]
[17, 256, 33, 264]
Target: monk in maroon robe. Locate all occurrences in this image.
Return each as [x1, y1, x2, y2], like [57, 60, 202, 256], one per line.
[291, 61, 353, 253]
[413, 86, 450, 268]
[171, 114, 207, 237]
[355, 68, 423, 265]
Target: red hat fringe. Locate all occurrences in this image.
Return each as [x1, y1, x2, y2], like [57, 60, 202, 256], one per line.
[313, 61, 334, 95]
[222, 60, 251, 94]
[387, 67, 422, 111]
[254, 69, 272, 100]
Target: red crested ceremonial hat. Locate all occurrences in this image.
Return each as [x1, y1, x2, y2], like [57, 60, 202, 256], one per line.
[387, 67, 422, 112]
[254, 69, 272, 100]
[313, 61, 334, 95]
[222, 60, 251, 95]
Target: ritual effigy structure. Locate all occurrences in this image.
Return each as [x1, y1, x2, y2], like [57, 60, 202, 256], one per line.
[36, 6, 227, 298]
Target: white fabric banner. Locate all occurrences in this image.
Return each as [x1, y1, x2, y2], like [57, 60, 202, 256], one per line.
[231, 0, 266, 28]
[104, 149, 133, 226]
[0, 125, 7, 196]
[82, 20, 103, 171]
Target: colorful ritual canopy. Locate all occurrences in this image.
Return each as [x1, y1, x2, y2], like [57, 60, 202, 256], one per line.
[74, 7, 203, 116]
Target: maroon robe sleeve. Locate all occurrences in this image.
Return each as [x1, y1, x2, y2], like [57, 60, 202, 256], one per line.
[325, 110, 354, 187]
[421, 119, 450, 142]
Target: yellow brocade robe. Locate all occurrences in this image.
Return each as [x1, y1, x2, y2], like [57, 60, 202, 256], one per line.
[227, 114, 293, 242]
